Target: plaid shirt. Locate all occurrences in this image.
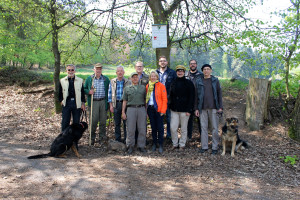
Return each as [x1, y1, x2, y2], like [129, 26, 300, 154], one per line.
[108, 79, 124, 102]
[93, 75, 105, 98]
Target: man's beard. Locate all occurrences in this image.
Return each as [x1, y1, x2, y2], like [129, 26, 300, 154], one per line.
[190, 67, 197, 72]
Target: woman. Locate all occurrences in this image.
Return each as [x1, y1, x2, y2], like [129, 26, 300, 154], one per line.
[169, 65, 195, 151]
[146, 71, 168, 154]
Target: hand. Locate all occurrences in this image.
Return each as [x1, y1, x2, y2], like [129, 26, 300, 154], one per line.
[160, 113, 164, 116]
[122, 112, 127, 120]
[110, 105, 114, 113]
[186, 112, 191, 116]
[89, 88, 94, 95]
[81, 104, 86, 111]
[195, 110, 199, 117]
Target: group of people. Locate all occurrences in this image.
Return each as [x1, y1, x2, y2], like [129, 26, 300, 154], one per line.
[58, 56, 223, 155]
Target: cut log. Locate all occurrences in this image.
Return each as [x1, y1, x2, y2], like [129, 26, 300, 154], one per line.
[245, 78, 271, 131]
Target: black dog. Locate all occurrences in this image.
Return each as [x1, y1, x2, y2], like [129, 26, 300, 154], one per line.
[221, 117, 248, 157]
[28, 122, 88, 159]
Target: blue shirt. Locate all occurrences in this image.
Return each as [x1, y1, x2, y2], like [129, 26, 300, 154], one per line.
[93, 75, 105, 98]
[158, 70, 168, 85]
[108, 79, 124, 102]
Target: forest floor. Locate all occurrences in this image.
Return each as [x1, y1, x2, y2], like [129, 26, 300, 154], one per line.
[0, 84, 299, 199]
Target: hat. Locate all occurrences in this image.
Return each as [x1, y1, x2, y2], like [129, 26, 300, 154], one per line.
[175, 65, 186, 71]
[130, 72, 138, 77]
[201, 64, 212, 71]
[94, 63, 103, 68]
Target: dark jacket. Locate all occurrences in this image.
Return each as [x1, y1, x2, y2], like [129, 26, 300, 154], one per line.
[168, 77, 195, 114]
[195, 75, 223, 113]
[156, 67, 176, 95]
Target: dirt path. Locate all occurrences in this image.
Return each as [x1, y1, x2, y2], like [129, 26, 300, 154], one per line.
[0, 85, 299, 199]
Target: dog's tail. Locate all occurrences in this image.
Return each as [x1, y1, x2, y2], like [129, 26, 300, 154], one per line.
[27, 153, 51, 159]
[240, 140, 249, 149]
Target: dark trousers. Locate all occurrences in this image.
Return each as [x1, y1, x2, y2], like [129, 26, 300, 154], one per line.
[187, 112, 201, 139]
[147, 105, 164, 146]
[61, 99, 81, 131]
[114, 101, 127, 142]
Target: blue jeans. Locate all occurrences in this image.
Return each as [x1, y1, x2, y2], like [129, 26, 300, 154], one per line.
[114, 101, 127, 142]
[147, 105, 164, 146]
[61, 99, 81, 131]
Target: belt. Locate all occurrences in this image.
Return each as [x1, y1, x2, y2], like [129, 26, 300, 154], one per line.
[116, 100, 123, 102]
[67, 98, 75, 101]
[127, 104, 144, 108]
[93, 98, 105, 101]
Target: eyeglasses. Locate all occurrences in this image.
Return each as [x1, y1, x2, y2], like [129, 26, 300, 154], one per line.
[159, 60, 167, 62]
[190, 63, 197, 65]
[136, 66, 143, 68]
[67, 69, 75, 71]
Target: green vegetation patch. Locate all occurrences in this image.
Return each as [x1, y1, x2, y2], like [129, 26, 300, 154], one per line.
[0, 66, 52, 86]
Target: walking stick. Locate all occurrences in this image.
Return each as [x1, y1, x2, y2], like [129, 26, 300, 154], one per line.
[89, 76, 96, 146]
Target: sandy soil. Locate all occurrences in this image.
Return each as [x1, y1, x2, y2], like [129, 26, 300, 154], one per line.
[0, 85, 299, 199]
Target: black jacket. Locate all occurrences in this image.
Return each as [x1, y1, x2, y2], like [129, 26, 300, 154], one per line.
[168, 77, 195, 113]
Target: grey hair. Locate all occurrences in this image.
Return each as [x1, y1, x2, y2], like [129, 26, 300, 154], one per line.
[66, 64, 76, 70]
[116, 65, 125, 71]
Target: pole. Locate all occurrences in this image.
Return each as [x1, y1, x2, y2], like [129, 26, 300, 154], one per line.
[89, 75, 96, 146]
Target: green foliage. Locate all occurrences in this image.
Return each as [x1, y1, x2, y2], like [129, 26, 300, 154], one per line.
[270, 75, 300, 97]
[0, 66, 51, 86]
[219, 78, 248, 91]
[280, 155, 298, 166]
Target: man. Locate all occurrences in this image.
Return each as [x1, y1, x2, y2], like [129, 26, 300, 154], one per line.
[195, 64, 223, 155]
[169, 65, 195, 150]
[108, 65, 130, 143]
[156, 56, 176, 140]
[84, 63, 110, 145]
[186, 59, 203, 140]
[135, 61, 149, 86]
[59, 64, 86, 131]
[133, 61, 149, 144]
[122, 72, 147, 154]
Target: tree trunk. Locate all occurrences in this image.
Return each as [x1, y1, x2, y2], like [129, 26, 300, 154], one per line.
[245, 78, 271, 130]
[284, 60, 291, 99]
[50, 0, 62, 114]
[289, 86, 300, 141]
[147, 0, 171, 68]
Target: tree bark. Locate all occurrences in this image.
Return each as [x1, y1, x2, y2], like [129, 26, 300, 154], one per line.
[50, 0, 62, 114]
[245, 78, 271, 131]
[289, 86, 300, 141]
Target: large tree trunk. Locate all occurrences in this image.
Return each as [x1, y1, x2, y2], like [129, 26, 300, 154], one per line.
[289, 86, 300, 141]
[245, 78, 271, 130]
[50, 0, 62, 114]
[147, 0, 171, 67]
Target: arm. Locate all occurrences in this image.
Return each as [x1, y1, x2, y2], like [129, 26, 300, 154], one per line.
[217, 80, 223, 112]
[108, 83, 114, 113]
[121, 100, 127, 120]
[58, 81, 63, 105]
[81, 83, 86, 111]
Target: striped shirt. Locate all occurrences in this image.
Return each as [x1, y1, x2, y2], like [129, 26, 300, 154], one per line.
[93, 75, 105, 98]
[108, 79, 124, 102]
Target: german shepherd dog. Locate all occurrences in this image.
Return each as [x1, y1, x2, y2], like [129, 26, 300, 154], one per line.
[28, 122, 88, 159]
[221, 118, 248, 157]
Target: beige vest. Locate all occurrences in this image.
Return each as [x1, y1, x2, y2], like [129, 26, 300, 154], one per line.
[60, 75, 83, 109]
[110, 78, 130, 108]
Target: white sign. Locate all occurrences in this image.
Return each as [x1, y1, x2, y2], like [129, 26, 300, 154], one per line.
[152, 24, 168, 48]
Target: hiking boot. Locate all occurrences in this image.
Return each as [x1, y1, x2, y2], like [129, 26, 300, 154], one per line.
[158, 145, 163, 154]
[199, 149, 208, 153]
[139, 147, 146, 153]
[212, 150, 218, 155]
[151, 144, 157, 152]
[127, 146, 133, 155]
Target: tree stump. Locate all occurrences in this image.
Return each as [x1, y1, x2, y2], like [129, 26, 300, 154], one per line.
[245, 78, 271, 131]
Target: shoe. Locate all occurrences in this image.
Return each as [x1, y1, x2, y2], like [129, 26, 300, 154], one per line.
[139, 147, 146, 153]
[179, 147, 185, 151]
[212, 150, 218, 155]
[127, 146, 133, 155]
[151, 144, 157, 152]
[199, 149, 208, 153]
[158, 145, 163, 154]
[170, 146, 177, 151]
